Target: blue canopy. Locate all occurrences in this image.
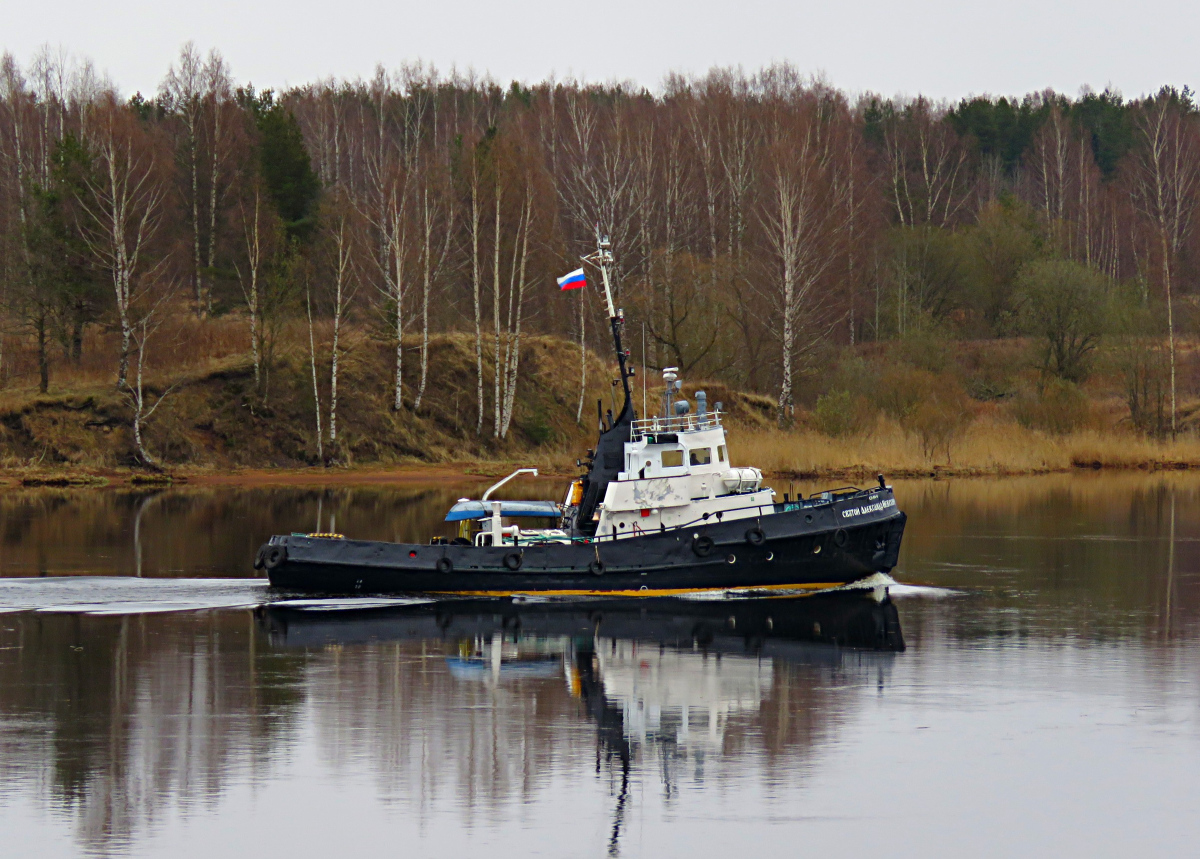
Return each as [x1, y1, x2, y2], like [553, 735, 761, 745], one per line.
[445, 500, 562, 522]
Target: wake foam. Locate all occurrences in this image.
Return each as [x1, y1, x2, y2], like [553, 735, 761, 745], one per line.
[0, 577, 268, 615]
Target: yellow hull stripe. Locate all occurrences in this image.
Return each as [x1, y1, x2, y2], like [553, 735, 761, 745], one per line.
[425, 582, 846, 597]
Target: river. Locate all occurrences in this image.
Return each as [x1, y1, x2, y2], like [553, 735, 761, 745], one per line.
[0, 474, 1197, 857]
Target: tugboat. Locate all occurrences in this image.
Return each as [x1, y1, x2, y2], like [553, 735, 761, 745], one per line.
[256, 238, 906, 596]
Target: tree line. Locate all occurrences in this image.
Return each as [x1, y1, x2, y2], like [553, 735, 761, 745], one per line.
[2, 45, 1199, 461]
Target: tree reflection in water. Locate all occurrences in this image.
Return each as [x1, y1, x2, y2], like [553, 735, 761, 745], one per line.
[0, 611, 306, 852]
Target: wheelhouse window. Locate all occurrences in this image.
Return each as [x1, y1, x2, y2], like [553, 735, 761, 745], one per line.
[718, 444, 727, 462]
[689, 448, 712, 466]
[661, 449, 684, 468]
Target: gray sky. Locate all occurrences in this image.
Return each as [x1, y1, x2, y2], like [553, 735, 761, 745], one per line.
[5, 0, 1197, 101]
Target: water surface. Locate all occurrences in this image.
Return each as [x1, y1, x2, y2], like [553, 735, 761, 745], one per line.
[1, 474, 1197, 857]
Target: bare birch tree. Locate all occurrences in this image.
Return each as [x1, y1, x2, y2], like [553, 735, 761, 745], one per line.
[880, 97, 970, 229]
[233, 178, 282, 397]
[377, 159, 414, 410]
[463, 127, 487, 434]
[1128, 90, 1200, 437]
[160, 44, 206, 313]
[412, 143, 453, 411]
[305, 275, 324, 463]
[319, 193, 361, 455]
[76, 95, 168, 390]
[125, 283, 180, 468]
[756, 73, 848, 425]
[201, 49, 236, 314]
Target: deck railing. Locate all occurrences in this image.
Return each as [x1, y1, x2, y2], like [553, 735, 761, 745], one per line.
[548, 486, 878, 545]
[631, 412, 722, 440]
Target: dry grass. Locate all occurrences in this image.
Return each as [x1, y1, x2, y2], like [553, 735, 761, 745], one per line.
[0, 325, 622, 473]
[6, 313, 1200, 480]
[734, 411, 1200, 479]
[0, 311, 255, 391]
[458, 395, 1200, 480]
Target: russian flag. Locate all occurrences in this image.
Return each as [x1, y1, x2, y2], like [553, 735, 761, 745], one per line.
[557, 268, 586, 290]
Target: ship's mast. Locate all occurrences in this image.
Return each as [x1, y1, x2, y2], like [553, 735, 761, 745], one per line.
[583, 233, 633, 413]
[567, 233, 635, 537]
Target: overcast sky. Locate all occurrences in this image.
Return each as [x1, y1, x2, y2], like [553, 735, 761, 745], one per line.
[4, 0, 1197, 102]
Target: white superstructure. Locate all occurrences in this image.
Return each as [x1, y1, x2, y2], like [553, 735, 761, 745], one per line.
[589, 369, 774, 539]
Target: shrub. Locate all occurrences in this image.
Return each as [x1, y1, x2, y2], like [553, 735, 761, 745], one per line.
[813, 391, 875, 438]
[1121, 339, 1170, 438]
[1016, 259, 1112, 383]
[904, 388, 972, 464]
[872, 365, 938, 420]
[962, 350, 1018, 402]
[895, 326, 953, 373]
[826, 353, 880, 399]
[965, 373, 1016, 402]
[1009, 379, 1090, 434]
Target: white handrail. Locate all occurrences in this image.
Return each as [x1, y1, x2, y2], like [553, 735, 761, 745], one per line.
[482, 468, 539, 501]
[631, 413, 722, 440]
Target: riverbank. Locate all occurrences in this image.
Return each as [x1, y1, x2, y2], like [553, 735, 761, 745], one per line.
[5, 420, 1200, 489]
[4, 326, 1200, 486]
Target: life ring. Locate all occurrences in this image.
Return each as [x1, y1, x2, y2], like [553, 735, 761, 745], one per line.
[744, 527, 766, 546]
[436, 556, 453, 574]
[692, 535, 714, 557]
[263, 545, 287, 570]
[833, 528, 849, 548]
[589, 559, 605, 576]
[503, 552, 523, 571]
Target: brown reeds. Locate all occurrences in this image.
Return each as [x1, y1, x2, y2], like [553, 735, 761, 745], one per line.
[732, 412, 1200, 479]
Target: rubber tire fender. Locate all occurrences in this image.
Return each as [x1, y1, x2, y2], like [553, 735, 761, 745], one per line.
[833, 528, 849, 548]
[263, 545, 287, 570]
[588, 559, 605, 576]
[436, 556, 454, 574]
[253, 545, 268, 570]
[692, 535, 715, 557]
[503, 552, 522, 571]
[744, 527, 766, 547]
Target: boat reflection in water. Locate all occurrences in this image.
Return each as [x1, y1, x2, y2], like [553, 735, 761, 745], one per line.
[263, 591, 904, 855]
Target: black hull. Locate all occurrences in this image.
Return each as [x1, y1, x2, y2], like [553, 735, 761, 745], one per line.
[260, 490, 906, 597]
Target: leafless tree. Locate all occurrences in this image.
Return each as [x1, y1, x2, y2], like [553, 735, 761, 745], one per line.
[160, 44, 207, 313]
[75, 95, 168, 390]
[233, 177, 282, 398]
[412, 142, 454, 412]
[880, 97, 970, 229]
[318, 192, 361, 454]
[1127, 91, 1200, 438]
[755, 73, 849, 425]
[125, 284, 180, 468]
